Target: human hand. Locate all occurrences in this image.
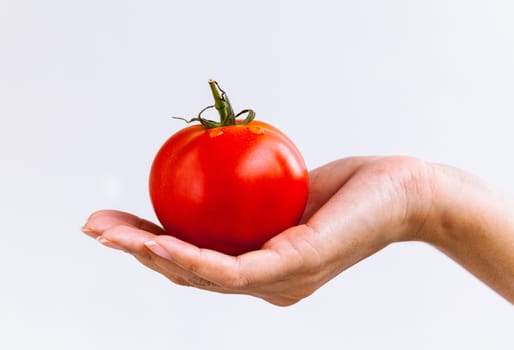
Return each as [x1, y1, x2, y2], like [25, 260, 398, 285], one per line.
[82, 156, 434, 306]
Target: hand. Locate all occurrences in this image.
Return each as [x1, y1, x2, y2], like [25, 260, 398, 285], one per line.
[82, 156, 433, 306]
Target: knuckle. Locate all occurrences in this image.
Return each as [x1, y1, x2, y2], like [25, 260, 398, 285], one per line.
[168, 275, 191, 287]
[188, 276, 217, 288]
[183, 252, 203, 274]
[224, 275, 249, 290]
[267, 296, 301, 307]
[185, 260, 201, 274]
[223, 271, 251, 290]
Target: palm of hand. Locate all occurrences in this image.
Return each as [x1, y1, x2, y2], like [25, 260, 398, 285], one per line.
[82, 156, 431, 306]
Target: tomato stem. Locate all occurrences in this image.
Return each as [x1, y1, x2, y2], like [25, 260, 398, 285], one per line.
[208, 79, 235, 125]
[174, 80, 256, 129]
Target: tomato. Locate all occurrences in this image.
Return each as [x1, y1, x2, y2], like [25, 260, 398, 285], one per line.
[149, 80, 309, 255]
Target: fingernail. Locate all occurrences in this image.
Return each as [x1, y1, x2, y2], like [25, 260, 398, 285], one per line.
[144, 240, 172, 260]
[81, 225, 97, 237]
[96, 236, 126, 251]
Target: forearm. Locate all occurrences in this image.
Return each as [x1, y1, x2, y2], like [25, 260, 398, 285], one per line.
[422, 164, 514, 303]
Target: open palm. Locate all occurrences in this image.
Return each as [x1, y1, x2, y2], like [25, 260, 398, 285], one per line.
[82, 156, 432, 306]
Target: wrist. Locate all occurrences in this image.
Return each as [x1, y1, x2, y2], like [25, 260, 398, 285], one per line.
[414, 163, 514, 302]
[414, 163, 508, 247]
[389, 159, 477, 245]
[408, 163, 470, 246]
[386, 157, 438, 244]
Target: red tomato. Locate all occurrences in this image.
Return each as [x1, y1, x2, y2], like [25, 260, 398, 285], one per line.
[149, 81, 309, 255]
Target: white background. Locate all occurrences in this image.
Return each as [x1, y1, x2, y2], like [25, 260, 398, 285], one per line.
[1, 0, 513, 349]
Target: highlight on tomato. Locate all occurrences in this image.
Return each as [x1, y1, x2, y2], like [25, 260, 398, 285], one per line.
[149, 80, 309, 255]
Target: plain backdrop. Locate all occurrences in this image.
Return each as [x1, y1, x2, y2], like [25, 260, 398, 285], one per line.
[1, 0, 513, 349]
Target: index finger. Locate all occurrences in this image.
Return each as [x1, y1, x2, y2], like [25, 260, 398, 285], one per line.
[82, 210, 166, 237]
[149, 225, 314, 290]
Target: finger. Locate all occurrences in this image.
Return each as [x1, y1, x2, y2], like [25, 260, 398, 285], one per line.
[147, 235, 248, 289]
[148, 225, 319, 292]
[82, 210, 165, 237]
[131, 254, 193, 287]
[100, 226, 237, 292]
[96, 219, 320, 302]
[302, 157, 376, 222]
[142, 237, 314, 302]
[100, 224, 158, 254]
[148, 234, 293, 292]
[93, 224, 192, 285]
[98, 226, 199, 285]
[262, 296, 301, 307]
[139, 243, 233, 292]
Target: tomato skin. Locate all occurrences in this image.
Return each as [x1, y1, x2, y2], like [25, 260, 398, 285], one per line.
[149, 120, 309, 255]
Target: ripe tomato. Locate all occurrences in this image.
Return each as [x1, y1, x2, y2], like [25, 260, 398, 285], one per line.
[149, 80, 308, 255]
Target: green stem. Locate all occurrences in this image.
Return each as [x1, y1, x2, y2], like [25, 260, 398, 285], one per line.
[174, 80, 255, 129]
[208, 79, 235, 125]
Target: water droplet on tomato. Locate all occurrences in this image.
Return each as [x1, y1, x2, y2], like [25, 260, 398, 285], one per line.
[209, 129, 224, 138]
[248, 126, 264, 135]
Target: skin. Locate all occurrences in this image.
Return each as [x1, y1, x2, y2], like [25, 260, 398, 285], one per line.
[82, 156, 514, 306]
